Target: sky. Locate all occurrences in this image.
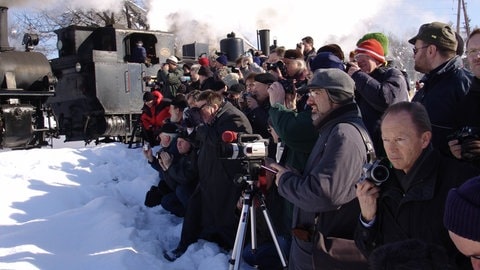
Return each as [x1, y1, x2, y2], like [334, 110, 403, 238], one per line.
[4, 0, 480, 56]
[0, 142, 258, 270]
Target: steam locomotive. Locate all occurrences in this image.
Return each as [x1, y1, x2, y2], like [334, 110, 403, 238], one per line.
[0, 5, 272, 150]
[0, 6, 175, 149]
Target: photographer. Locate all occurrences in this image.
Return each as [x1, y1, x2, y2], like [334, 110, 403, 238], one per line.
[355, 101, 480, 270]
[268, 53, 346, 173]
[347, 36, 409, 158]
[158, 130, 198, 217]
[297, 36, 316, 67]
[270, 69, 370, 269]
[448, 28, 480, 167]
[156, 55, 183, 99]
[268, 49, 309, 112]
[143, 123, 180, 208]
[164, 90, 252, 261]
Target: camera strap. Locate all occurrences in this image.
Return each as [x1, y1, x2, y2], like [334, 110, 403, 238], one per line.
[343, 121, 377, 163]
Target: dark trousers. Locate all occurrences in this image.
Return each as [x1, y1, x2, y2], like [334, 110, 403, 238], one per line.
[161, 185, 194, 217]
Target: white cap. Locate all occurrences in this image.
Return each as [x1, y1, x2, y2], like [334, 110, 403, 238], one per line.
[166, 55, 179, 64]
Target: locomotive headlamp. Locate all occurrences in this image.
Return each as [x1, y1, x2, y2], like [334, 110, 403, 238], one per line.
[75, 62, 81, 72]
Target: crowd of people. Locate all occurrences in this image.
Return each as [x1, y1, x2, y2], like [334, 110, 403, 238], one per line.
[137, 22, 480, 270]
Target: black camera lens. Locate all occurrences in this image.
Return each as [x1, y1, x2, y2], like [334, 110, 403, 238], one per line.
[370, 165, 389, 184]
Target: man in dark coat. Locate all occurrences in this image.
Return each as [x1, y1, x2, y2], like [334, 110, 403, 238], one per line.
[355, 101, 480, 270]
[164, 90, 253, 261]
[409, 22, 474, 157]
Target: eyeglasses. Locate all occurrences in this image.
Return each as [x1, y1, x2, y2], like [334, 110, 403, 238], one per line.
[413, 45, 429, 55]
[467, 48, 480, 57]
[354, 54, 371, 62]
[307, 89, 324, 97]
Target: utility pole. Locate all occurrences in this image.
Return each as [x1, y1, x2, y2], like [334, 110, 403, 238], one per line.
[462, 0, 471, 37]
[457, 0, 461, 34]
[457, 0, 471, 37]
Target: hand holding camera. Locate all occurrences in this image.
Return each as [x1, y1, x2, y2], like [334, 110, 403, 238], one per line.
[143, 143, 154, 162]
[346, 61, 360, 76]
[448, 126, 480, 161]
[158, 151, 173, 171]
[355, 179, 380, 223]
[448, 139, 462, 159]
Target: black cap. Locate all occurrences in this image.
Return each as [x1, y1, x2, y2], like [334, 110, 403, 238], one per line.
[143, 92, 154, 102]
[159, 123, 179, 134]
[254, 73, 277, 85]
[228, 83, 246, 94]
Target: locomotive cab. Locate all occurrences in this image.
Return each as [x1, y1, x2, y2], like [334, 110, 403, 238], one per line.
[125, 33, 160, 65]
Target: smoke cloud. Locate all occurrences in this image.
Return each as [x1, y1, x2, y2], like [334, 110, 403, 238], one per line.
[145, 0, 452, 55]
[3, 0, 456, 57]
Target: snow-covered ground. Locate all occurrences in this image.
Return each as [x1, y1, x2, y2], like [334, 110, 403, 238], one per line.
[0, 141, 254, 270]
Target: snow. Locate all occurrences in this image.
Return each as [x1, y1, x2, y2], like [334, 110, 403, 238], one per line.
[0, 142, 255, 270]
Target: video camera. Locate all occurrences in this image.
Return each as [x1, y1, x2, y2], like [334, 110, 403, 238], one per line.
[359, 159, 390, 186]
[218, 131, 268, 160]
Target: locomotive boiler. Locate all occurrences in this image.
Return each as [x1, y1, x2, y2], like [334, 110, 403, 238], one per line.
[0, 7, 57, 149]
[47, 21, 176, 144]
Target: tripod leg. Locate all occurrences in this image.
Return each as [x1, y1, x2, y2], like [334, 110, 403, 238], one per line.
[250, 197, 257, 253]
[229, 193, 251, 270]
[259, 198, 288, 268]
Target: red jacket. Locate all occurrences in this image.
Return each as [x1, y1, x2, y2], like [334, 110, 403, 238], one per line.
[141, 91, 171, 131]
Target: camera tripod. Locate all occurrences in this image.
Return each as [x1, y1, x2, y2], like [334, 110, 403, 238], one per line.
[228, 175, 288, 270]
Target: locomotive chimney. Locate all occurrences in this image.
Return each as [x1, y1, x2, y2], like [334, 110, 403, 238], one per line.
[257, 29, 270, 56]
[0, 6, 13, 52]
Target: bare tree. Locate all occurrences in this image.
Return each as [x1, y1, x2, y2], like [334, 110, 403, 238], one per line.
[9, 0, 148, 55]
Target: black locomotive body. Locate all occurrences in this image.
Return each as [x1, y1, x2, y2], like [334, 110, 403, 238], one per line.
[0, 7, 57, 149]
[47, 24, 176, 144]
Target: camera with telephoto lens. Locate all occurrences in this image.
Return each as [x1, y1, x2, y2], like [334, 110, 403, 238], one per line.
[360, 159, 390, 186]
[218, 133, 268, 160]
[266, 60, 288, 77]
